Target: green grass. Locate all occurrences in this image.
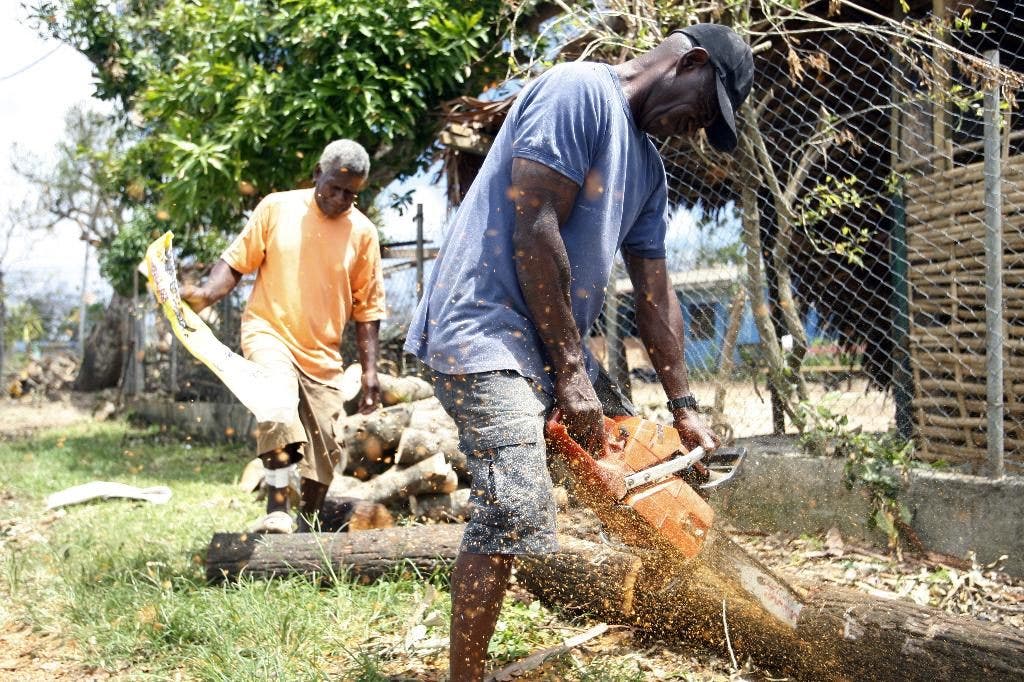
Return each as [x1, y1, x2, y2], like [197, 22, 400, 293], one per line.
[0, 421, 659, 681]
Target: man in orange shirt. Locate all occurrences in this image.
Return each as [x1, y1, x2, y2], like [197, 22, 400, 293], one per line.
[181, 139, 386, 533]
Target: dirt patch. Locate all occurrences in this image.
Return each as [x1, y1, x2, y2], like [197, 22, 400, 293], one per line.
[735, 528, 1024, 629]
[0, 394, 111, 441]
[0, 621, 113, 682]
[631, 378, 895, 441]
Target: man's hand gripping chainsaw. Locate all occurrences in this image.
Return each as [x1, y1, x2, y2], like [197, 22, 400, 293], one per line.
[546, 413, 745, 559]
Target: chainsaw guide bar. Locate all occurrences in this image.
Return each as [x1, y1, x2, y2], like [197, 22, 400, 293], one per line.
[546, 413, 804, 629]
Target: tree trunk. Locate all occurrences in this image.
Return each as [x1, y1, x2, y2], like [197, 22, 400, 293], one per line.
[749, 125, 811, 397]
[0, 270, 6, 387]
[205, 525, 1024, 681]
[73, 292, 130, 391]
[713, 288, 746, 416]
[737, 136, 804, 430]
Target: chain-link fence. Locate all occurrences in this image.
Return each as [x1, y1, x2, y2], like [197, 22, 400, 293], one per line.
[432, 1, 1024, 476]
[122, 2, 1023, 478]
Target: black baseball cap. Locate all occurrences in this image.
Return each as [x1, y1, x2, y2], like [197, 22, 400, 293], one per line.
[673, 24, 754, 153]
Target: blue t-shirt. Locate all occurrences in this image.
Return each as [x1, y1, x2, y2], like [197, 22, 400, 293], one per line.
[404, 62, 668, 393]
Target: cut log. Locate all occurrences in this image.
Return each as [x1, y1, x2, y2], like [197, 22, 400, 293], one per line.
[336, 403, 412, 467]
[793, 583, 1024, 681]
[206, 524, 464, 582]
[336, 452, 458, 504]
[409, 488, 472, 521]
[340, 365, 434, 411]
[515, 535, 642, 622]
[317, 496, 395, 533]
[395, 427, 457, 465]
[397, 398, 468, 477]
[379, 374, 434, 405]
[326, 475, 363, 498]
[205, 525, 640, 623]
[205, 524, 1024, 681]
[536, 534, 1024, 682]
[395, 426, 468, 478]
[405, 396, 450, 429]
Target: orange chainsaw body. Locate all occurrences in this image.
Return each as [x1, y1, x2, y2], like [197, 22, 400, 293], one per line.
[546, 415, 715, 559]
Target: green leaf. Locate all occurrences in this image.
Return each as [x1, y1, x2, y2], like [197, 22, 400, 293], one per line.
[37, 0, 505, 293]
[874, 508, 896, 537]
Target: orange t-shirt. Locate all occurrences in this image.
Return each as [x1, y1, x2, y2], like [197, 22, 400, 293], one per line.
[221, 188, 386, 387]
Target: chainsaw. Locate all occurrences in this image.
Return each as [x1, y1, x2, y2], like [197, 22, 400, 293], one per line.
[546, 413, 806, 630]
[546, 412, 746, 559]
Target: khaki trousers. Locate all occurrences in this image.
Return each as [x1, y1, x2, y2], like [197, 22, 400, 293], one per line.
[247, 339, 345, 485]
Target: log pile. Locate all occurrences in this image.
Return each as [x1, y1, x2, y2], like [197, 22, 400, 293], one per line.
[7, 353, 80, 399]
[329, 393, 470, 522]
[240, 370, 473, 523]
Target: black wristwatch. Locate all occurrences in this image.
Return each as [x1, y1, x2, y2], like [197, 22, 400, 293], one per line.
[667, 395, 699, 412]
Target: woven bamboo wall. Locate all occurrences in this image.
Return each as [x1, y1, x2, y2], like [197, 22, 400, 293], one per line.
[907, 155, 1024, 472]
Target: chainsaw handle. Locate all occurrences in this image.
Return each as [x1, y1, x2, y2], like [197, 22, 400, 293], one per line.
[546, 408, 612, 459]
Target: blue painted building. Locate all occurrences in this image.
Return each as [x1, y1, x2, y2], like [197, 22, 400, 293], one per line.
[606, 264, 829, 374]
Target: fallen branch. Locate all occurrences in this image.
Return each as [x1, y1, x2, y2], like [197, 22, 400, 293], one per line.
[485, 623, 611, 681]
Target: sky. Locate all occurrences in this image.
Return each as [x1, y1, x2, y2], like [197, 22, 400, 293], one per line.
[0, 1, 106, 301]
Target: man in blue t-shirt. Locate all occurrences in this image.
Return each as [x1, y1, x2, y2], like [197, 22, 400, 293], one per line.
[405, 23, 754, 680]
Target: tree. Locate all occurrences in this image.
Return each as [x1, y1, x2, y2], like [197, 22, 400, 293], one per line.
[13, 106, 134, 390]
[0, 205, 21, 384]
[30, 0, 505, 287]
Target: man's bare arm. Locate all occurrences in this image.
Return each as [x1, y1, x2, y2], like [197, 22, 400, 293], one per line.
[355, 320, 381, 414]
[625, 253, 719, 451]
[510, 157, 604, 453]
[180, 258, 242, 313]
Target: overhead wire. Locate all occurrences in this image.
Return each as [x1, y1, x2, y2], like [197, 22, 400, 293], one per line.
[0, 44, 62, 82]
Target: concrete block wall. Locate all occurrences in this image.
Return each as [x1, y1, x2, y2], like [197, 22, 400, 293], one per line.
[716, 436, 1024, 576]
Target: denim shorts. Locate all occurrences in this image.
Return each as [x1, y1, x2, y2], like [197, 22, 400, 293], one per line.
[433, 370, 558, 555]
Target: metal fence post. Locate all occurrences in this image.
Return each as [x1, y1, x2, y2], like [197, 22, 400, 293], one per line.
[983, 49, 1005, 479]
[219, 294, 234, 402]
[890, 188, 914, 441]
[129, 267, 143, 396]
[415, 203, 425, 301]
[168, 336, 177, 397]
